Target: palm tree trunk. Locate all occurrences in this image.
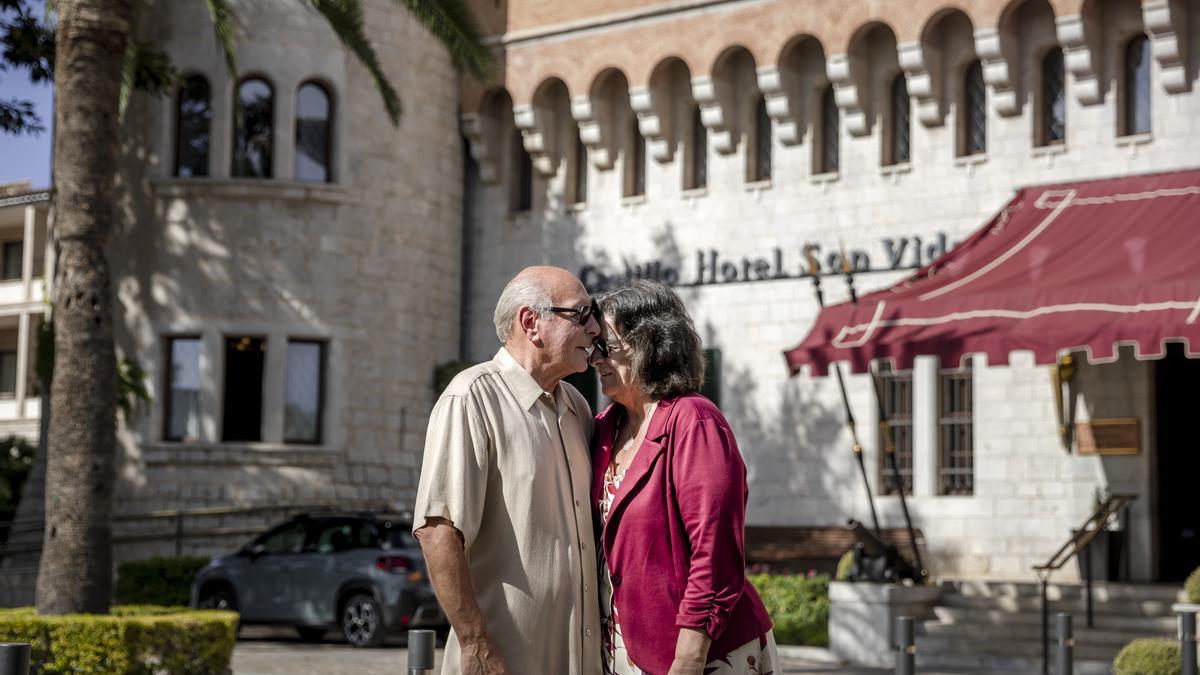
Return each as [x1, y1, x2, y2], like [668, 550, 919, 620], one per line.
[35, 0, 129, 615]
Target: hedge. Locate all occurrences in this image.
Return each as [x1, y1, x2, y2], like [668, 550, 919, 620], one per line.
[114, 556, 210, 607]
[0, 605, 238, 674]
[1186, 566, 1200, 604]
[1113, 637, 1181, 675]
[748, 573, 830, 647]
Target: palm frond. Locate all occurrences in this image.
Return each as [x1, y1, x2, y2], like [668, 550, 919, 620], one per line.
[204, 0, 237, 80]
[395, 0, 493, 80]
[307, 0, 400, 125]
[117, 2, 141, 119]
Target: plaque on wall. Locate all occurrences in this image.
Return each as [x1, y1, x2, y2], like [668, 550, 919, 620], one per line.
[1076, 418, 1140, 455]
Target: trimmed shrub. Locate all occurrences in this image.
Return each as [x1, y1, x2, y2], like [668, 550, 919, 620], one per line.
[1185, 566, 1200, 604]
[114, 556, 210, 606]
[1113, 637, 1181, 675]
[748, 573, 830, 647]
[0, 605, 238, 674]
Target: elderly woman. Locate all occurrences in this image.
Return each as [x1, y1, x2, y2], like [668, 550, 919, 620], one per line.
[588, 280, 776, 675]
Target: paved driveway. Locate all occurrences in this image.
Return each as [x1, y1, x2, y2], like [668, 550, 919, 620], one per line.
[229, 628, 902, 675]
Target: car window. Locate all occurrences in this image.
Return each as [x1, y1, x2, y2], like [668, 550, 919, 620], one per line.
[260, 521, 307, 554]
[311, 519, 376, 553]
[381, 524, 417, 550]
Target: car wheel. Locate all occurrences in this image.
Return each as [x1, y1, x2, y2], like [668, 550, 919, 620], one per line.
[295, 626, 327, 642]
[341, 592, 385, 647]
[199, 585, 238, 611]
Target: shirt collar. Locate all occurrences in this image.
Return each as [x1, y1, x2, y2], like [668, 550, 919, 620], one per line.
[493, 347, 582, 418]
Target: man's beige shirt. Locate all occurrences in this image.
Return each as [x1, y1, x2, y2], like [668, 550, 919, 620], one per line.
[413, 348, 601, 675]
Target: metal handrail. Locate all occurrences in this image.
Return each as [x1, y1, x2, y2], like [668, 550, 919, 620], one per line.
[1032, 493, 1137, 674]
[0, 500, 399, 560]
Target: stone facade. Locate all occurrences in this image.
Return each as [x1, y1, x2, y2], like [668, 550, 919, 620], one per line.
[460, 0, 1200, 580]
[105, 0, 464, 560]
[2, 0, 1196, 584]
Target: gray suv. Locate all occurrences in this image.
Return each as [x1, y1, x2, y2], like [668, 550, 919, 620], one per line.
[191, 512, 444, 646]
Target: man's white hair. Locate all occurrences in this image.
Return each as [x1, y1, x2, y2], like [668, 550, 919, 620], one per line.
[494, 274, 553, 343]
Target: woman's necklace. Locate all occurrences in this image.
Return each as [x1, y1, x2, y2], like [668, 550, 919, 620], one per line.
[610, 411, 643, 477]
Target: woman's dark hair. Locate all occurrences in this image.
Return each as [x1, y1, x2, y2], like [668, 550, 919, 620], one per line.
[596, 280, 706, 400]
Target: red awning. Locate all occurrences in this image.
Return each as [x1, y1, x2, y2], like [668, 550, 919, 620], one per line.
[785, 168, 1200, 376]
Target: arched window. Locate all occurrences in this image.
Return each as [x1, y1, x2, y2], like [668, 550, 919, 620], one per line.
[688, 106, 707, 190]
[1124, 35, 1151, 136]
[1040, 48, 1065, 145]
[818, 84, 839, 173]
[174, 75, 211, 177]
[889, 73, 911, 165]
[962, 60, 986, 156]
[625, 117, 646, 197]
[295, 81, 333, 182]
[752, 97, 771, 181]
[572, 133, 587, 206]
[511, 129, 532, 213]
[233, 77, 274, 178]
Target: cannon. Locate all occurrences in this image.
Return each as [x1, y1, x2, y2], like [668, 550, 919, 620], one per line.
[845, 519, 918, 583]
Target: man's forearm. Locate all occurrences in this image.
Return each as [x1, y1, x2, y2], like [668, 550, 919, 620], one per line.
[415, 519, 490, 641]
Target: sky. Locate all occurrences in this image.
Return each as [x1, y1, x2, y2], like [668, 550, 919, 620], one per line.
[0, 0, 53, 189]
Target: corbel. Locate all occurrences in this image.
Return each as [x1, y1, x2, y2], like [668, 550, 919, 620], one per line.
[825, 53, 871, 136]
[1056, 14, 1103, 105]
[512, 103, 557, 177]
[1143, 0, 1190, 93]
[691, 75, 737, 155]
[974, 27, 1021, 116]
[629, 86, 675, 162]
[897, 41, 945, 127]
[571, 95, 616, 170]
[459, 113, 498, 184]
[756, 65, 805, 145]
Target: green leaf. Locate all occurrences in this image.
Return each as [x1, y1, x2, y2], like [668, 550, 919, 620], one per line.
[0, 98, 43, 135]
[204, 0, 238, 80]
[394, 0, 493, 80]
[306, 0, 400, 125]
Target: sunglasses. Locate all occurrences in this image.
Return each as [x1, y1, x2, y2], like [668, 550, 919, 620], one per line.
[590, 336, 625, 359]
[539, 299, 601, 327]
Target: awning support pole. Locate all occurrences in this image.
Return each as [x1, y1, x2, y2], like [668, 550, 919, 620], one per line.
[869, 365, 929, 582]
[808, 259, 882, 538]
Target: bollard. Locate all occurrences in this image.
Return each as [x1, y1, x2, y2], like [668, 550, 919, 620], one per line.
[408, 629, 436, 675]
[895, 616, 914, 675]
[1182, 611, 1197, 675]
[1055, 613, 1072, 675]
[0, 643, 30, 675]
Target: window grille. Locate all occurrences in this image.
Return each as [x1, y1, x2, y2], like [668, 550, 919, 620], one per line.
[753, 97, 772, 181]
[1041, 48, 1066, 145]
[175, 75, 211, 177]
[233, 78, 274, 178]
[963, 61, 986, 155]
[295, 82, 333, 183]
[891, 73, 911, 164]
[1124, 35, 1151, 136]
[878, 363, 913, 496]
[820, 85, 839, 173]
[938, 359, 974, 495]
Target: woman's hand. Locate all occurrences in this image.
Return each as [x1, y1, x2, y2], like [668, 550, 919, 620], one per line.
[666, 627, 711, 675]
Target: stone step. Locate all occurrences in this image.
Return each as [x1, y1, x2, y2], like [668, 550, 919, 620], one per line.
[932, 606, 1178, 632]
[945, 579, 1187, 603]
[916, 634, 1121, 661]
[941, 592, 1179, 617]
[922, 618, 1172, 644]
[915, 650, 1113, 674]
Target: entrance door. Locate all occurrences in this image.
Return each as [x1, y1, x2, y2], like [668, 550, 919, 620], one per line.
[1155, 343, 1200, 581]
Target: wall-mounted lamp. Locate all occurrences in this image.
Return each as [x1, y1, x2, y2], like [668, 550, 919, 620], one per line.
[1051, 354, 1075, 450]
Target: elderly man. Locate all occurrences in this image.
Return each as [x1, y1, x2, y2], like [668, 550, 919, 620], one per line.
[413, 266, 602, 675]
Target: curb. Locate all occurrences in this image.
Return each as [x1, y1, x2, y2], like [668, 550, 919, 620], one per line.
[775, 645, 843, 664]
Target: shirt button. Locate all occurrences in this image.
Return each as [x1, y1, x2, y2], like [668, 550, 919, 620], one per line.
[584, 583, 590, 592]
[585, 628, 592, 637]
[575, 500, 581, 507]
